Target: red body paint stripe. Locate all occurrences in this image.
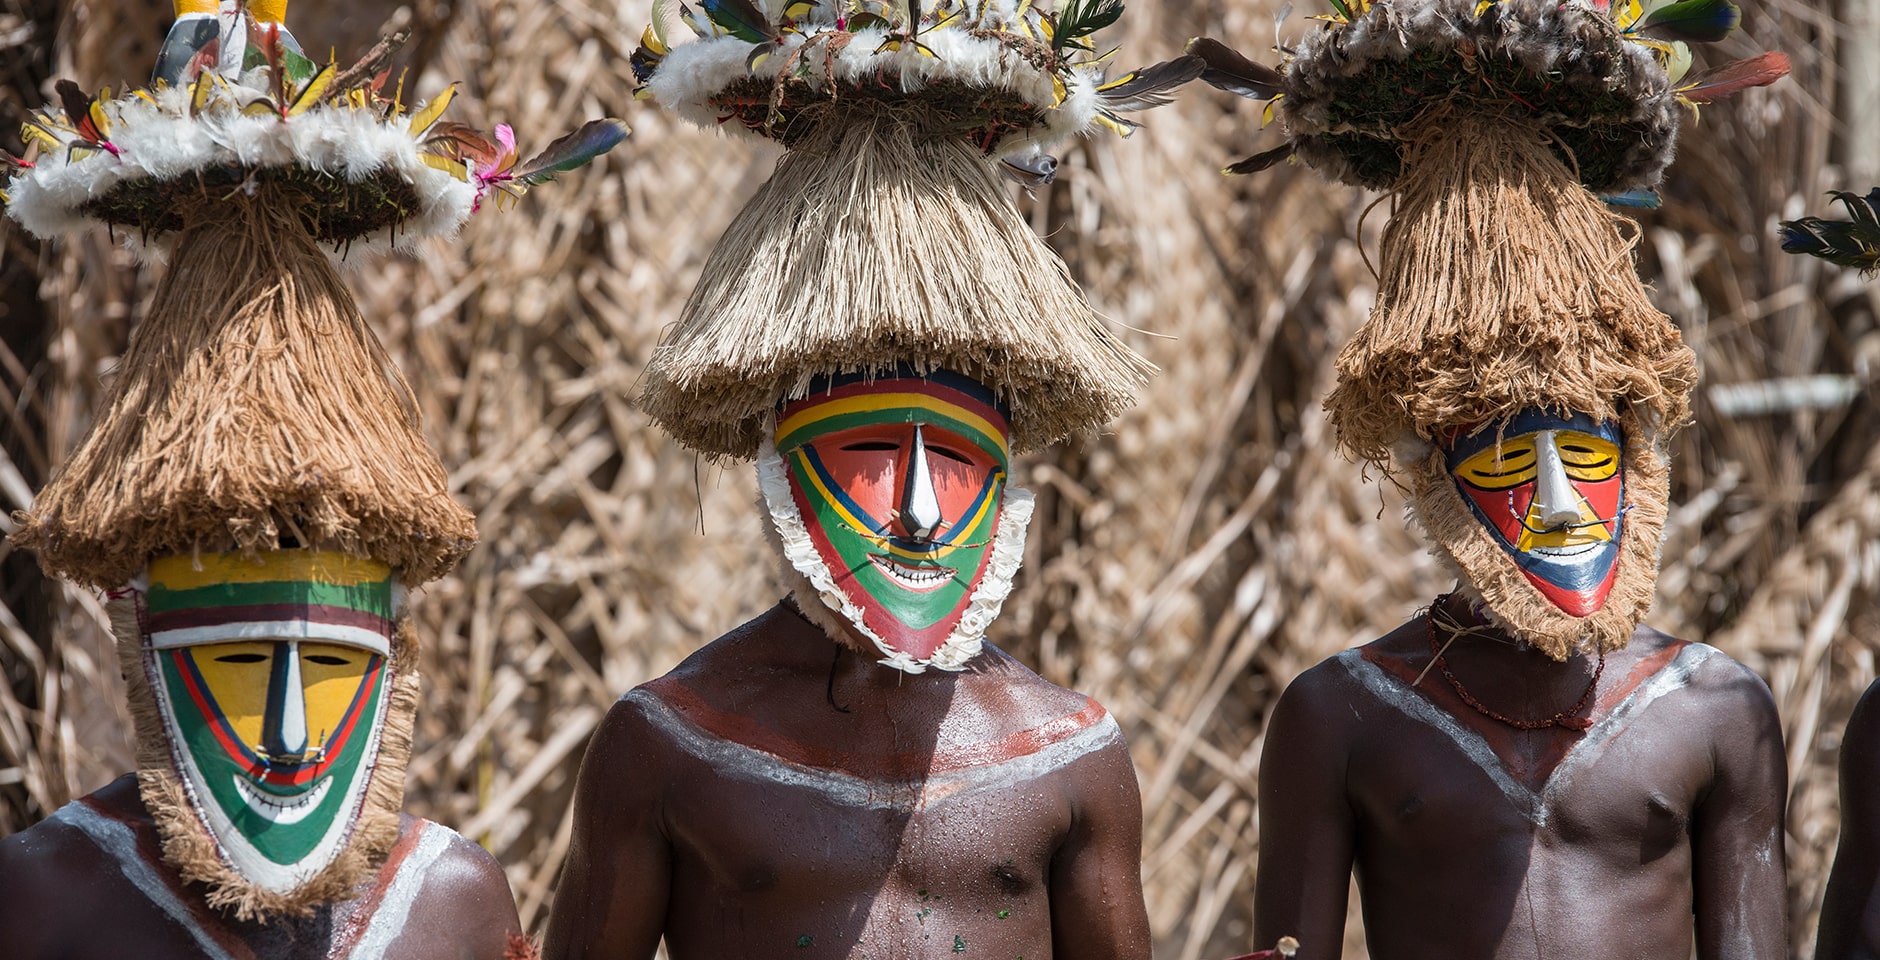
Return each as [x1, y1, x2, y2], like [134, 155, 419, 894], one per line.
[642, 676, 1107, 779]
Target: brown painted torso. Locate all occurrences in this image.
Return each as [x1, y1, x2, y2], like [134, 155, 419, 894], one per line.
[1254, 609, 1788, 960]
[544, 603, 1150, 960]
[0, 776, 521, 960]
[1344, 635, 1719, 955]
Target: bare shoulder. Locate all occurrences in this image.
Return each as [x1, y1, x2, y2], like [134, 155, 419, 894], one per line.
[396, 819, 521, 960]
[0, 795, 129, 956]
[970, 642, 1105, 720]
[1650, 631, 1777, 720]
[417, 820, 519, 911]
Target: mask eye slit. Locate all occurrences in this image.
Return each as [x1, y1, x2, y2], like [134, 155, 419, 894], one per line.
[840, 441, 900, 452]
[926, 444, 972, 464]
[214, 653, 269, 663]
[305, 654, 350, 666]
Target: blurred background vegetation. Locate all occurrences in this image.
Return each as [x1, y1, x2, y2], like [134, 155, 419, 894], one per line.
[1, 0, 1875, 956]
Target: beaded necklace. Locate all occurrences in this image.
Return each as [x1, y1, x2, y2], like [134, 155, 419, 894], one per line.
[1425, 596, 1604, 732]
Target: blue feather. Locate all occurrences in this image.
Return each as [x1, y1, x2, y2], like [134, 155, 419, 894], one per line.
[1602, 189, 1661, 209]
[513, 119, 632, 187]
[1636, 0, 1741, 44]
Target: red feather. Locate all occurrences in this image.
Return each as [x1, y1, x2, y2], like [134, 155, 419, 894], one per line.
[1680, 51, 1791, 103]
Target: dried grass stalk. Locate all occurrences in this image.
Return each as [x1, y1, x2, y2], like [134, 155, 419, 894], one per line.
[1324, 108, 1698, 466]
[13, 192, 476, 589]
[639, 105, 1154, 460]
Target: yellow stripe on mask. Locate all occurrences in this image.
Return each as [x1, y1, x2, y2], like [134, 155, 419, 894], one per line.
[150, 552, 392, 590]
[776, 393, 1010, 461]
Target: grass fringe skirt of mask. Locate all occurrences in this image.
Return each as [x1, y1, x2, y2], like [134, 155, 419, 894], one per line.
[638, 104, 1152, 461]
[111, 596, 422, 921]
[13, 191, 476, 589]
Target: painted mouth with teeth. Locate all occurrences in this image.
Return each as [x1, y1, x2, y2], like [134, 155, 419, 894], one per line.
[233, 774, 331, 825]
[869, 554, 953, 592]
[1526, 540, 1604, 559]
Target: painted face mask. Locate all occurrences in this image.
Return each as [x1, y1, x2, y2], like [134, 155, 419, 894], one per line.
[1445, 409, 1625, 617]
[759, 370, 1035, 673]
[133, 550, 402, 900]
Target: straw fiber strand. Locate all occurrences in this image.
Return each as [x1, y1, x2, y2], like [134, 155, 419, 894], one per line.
[13, 193, 476, 590]
[1324, 109, 1698, 467]
[640, 106, 1153, 459]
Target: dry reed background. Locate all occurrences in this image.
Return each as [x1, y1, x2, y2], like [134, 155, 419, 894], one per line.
[1, 0, 1876, 957]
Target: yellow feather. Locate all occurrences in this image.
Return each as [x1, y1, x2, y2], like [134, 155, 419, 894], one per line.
[20, 121, 62, 155]
[640, 24, 670, 56]
[406, 82, 458, 134]
[1094, 113, 1134, 137]
[287, 64, 335, 116]
[419, 152, 471, 181]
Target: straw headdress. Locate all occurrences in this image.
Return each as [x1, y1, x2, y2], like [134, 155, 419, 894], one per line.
[633, 0, 1195, 458]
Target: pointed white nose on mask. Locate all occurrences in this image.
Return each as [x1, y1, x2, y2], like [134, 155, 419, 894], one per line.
[1530, 431, 1583, 531]
[900, 425, 945, 540]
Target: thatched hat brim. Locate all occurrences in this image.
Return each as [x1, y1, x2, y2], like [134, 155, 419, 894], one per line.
[639, 107, 1152, 459]
[13, 192, 477, 589]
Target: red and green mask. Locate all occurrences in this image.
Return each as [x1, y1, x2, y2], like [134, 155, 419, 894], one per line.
[137, 550, 399, 896]
[759, 370, 1033, 672]
[1444, 409, 1626, 617]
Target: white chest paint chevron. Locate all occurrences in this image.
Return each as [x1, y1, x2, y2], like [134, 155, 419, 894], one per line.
[1334, 642, 1717, 827]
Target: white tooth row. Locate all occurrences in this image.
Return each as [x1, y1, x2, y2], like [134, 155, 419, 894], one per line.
[872, 555, 950, 584]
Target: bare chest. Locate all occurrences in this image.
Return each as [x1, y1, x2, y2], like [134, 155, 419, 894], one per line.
[1336, 644, 1717, 852]
[630, 684, 1116, 950]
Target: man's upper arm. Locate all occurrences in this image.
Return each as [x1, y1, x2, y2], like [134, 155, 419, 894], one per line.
[1253, 663, 1358, 960]
[542, 695, 674, 960]
[1818, 679, 1880, 960]
[1048, 726, 1151, 960]
[1690, 655, 1788, 960]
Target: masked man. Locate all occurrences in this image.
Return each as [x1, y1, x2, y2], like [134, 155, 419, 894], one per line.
[0, 2, 538, 954]
[1190, 1, 1791, 956]
[545, 3, 1198, 956]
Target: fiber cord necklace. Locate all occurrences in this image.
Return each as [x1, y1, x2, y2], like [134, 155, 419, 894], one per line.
[1425, 594, 1604, 732]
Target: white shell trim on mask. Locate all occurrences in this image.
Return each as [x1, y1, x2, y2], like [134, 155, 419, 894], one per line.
[756, 437, 1034, 674]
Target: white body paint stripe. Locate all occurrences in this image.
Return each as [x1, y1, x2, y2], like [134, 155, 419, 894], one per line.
[345, 822, 453, 959]
[625, 688, 1121, 812]
[50, 802, 241, 960]
[1335, 643, 1719, 826]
